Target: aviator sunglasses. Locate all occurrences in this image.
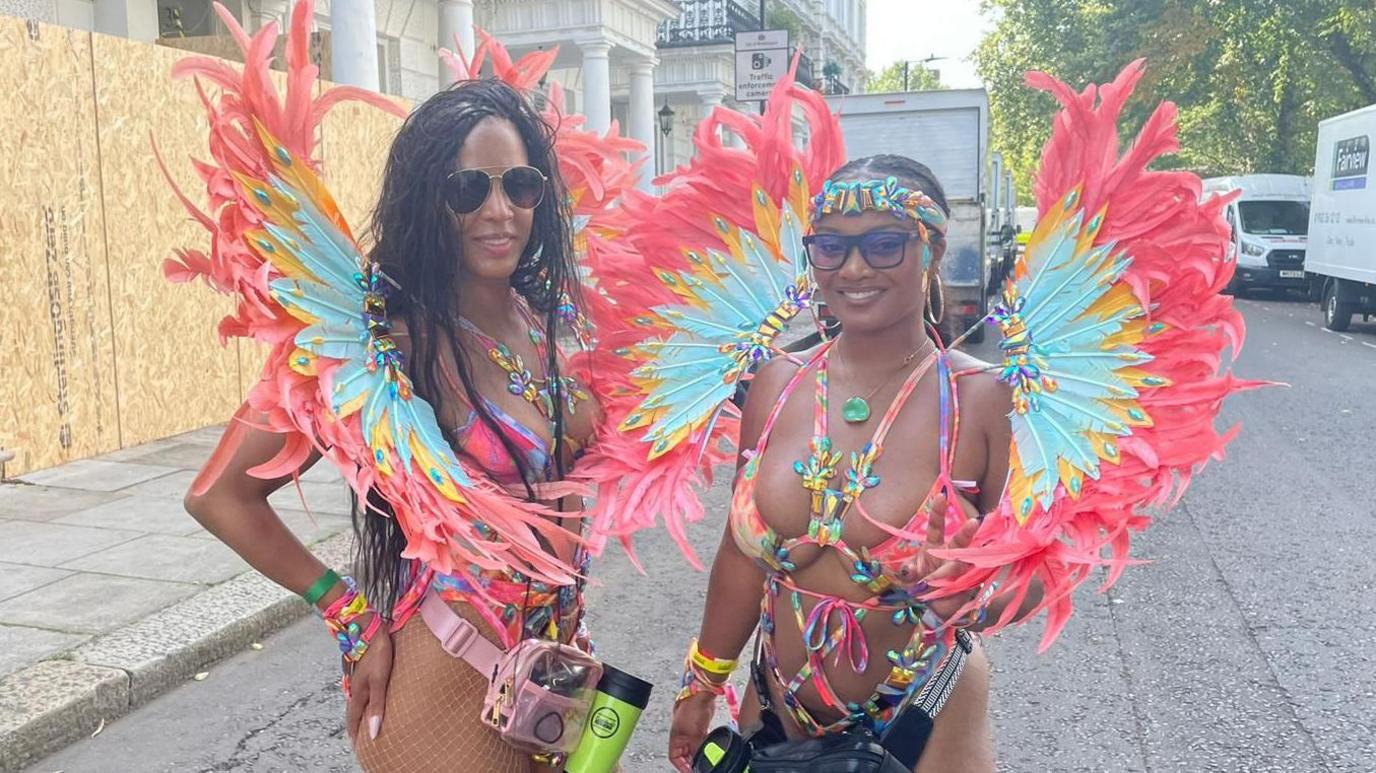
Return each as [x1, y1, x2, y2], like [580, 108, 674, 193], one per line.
[444, 165, 547, 215]
[802, 230, 921, 271]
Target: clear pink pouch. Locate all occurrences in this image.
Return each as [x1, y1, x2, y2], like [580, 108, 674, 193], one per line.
[482, 638, 603, 755]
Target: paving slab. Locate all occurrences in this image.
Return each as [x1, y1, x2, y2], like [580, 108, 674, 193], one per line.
[114, 469, 197, 501]
[0, 626, 89, 681]
[276, 508, 353, 544]
[18, 460, 180, 493]
[0, 574, 197, 635]
[96, 437, 184, 462]
[0, 485, 129, 522]
[51, 495, 202, 537]
[0, 659, 129, 772]
[299, 461, 346, 484]
[59, 534, 250, 586]
[74, 532, 354, 709]
[268, 480, 354, 517]
[0, 565, 73, 604]
[167, 427, 229, 447]
[98, 441, 208, 470]
[182, 508, 351, 546]
[0, 522, 142, 567]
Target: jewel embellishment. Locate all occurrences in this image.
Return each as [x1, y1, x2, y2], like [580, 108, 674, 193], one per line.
[841, 396, 871, 424]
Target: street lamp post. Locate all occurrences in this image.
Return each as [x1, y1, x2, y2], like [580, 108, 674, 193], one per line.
[902, 55, 946, 91]
[902, 55, 946, 90]
[657, 98, 675, 177]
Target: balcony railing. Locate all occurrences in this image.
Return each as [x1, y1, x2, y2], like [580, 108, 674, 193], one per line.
[657, 0, 761, 48]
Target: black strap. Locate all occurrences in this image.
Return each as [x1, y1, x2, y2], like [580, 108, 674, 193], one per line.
[748, 643, 790, 747]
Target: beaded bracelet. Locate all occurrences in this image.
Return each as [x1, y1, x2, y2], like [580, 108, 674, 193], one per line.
[320, 575, 380, 664]
[962, 580, 1001, 628]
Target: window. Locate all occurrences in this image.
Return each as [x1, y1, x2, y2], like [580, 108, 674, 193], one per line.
[1238, 201, 1309, 236]
[157, 0, 243, 37]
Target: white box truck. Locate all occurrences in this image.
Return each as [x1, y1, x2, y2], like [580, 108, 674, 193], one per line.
[1201, 174, 1312, 295]
[1307, 104, 1376, 331]
[825, 88, 991, 342]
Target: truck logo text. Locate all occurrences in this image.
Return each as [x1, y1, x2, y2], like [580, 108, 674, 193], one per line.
[1332, 135, 1369, 190]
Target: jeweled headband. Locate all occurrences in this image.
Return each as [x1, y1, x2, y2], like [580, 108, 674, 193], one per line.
[810, 176, 948, 242]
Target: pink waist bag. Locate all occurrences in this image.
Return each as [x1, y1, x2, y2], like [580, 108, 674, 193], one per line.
[420, 590, 602, 755]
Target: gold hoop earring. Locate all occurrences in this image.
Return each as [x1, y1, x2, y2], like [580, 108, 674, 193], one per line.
[925, 272, 945, 326]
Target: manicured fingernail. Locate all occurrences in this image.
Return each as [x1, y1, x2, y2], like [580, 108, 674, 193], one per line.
[369, 715, 381, 740]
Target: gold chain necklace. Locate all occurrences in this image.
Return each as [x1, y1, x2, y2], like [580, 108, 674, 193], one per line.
[835, 338, 935, 424]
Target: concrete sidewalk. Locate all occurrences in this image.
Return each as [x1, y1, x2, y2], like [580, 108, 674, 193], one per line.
[0, 428, 355, 771]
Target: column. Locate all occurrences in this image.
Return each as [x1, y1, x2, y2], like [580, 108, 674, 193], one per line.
[94, 0, 159, 41]
[581, 41, 612, 135]
[628, 58, 657, 192]
[703, 90, 743, 149]
[331, 0, 380, 91]
[438, 0, 475, 86]
[700, 89, 724, 145]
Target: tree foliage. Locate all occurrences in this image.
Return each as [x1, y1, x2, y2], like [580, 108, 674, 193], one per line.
[975, 0, 1376, 203]
[866, 60, 944, 93]
[766, 6, 806, 42]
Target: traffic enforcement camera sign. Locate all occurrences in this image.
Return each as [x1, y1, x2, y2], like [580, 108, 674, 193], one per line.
[735, 29, 789, 102]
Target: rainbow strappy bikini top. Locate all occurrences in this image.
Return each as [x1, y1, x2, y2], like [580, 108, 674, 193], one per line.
[728, 341, 973, 735]
[729, 342, 967, 589]
[444, 302, 586, 485]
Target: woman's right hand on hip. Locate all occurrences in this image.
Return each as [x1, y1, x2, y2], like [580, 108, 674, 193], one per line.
[345, 617, 394, 743]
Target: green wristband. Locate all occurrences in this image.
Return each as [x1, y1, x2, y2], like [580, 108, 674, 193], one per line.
[303, 568, 341, 606]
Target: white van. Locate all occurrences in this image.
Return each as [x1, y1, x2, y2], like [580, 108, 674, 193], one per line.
[1307, 104, 1376, 331]
[1201, 174, 1312, 294]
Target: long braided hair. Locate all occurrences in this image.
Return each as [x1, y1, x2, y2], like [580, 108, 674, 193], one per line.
[353, 79, 581, 613]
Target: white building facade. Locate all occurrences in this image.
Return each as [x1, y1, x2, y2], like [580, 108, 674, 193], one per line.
[648, 0, 866, 172]
[3, 0, 867, 184]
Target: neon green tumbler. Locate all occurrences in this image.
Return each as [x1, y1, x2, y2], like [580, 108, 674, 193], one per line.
[563, 664, 653, 773]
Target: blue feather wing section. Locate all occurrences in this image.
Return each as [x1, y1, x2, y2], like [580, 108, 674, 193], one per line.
[995, 188, 1153, 521]
[620, 205, 812, 459]
[240, 152, 472, 498]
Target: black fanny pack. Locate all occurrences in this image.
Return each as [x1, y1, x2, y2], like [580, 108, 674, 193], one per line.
[750, 730, 911, 773]
[693, 725, 909, 773]
[693, 631, 973, 773]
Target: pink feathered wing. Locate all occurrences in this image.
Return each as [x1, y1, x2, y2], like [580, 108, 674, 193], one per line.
[569, 61, 845, 569]
[933, 61, 1265, 650]
[156, 2, 612, 584]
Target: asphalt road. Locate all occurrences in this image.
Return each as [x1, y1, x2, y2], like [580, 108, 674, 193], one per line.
[30, 294, 1376, 772]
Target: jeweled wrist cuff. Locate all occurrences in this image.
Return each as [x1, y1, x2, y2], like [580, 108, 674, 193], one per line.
[320, 575, 380, 664]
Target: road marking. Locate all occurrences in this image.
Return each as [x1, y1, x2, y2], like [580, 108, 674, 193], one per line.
[1341, 334, 1353, 342]
[1364, 342, 1376, 350]
[1305, 321, 1316, 327]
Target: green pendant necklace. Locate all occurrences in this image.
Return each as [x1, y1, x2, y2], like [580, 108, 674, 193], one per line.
[836, 339, 935, 424]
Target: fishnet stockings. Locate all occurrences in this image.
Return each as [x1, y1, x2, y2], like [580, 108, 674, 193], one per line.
[353, 600, 559, 772]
